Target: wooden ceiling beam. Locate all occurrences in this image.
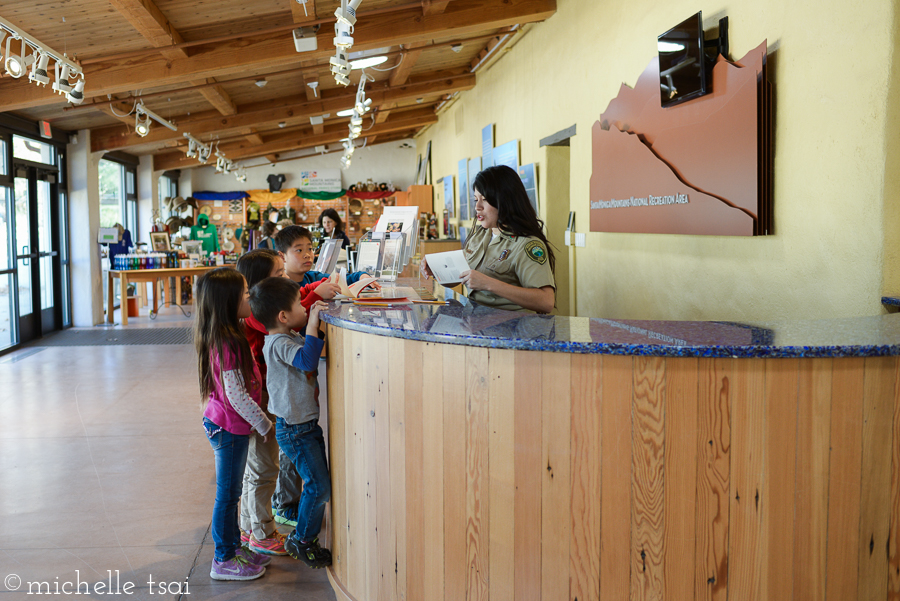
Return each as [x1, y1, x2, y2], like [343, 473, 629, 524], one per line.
[0, 0, 555, 112]
[109, 0, 239, 117]
[192, 80, 238, 116]
[91, 73, 475, 151]
[422, 0, 452, 16]
[242, 129, 265, 145]
[99, 100, 140, 126]
[153, 109, 437, 170]
[380, 40, 429, 124]
[107, 0, 188, 61]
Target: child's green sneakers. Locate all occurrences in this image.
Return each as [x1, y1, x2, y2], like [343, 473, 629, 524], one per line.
[284, 536, 332, 568]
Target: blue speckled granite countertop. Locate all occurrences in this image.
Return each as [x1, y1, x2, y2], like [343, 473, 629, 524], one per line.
[319, 281, 900, 358]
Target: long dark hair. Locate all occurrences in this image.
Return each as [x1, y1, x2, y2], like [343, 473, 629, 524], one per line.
[473, 165, 555, 273]
[318, 208, 344, 233]
[193, 267, 258, 405]
[236, 248, 281, 289]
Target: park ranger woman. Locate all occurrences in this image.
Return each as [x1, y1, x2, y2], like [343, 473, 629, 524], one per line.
[423, 165, 556, 313]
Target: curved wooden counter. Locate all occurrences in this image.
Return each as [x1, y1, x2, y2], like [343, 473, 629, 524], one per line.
[322, 291, 900, 601]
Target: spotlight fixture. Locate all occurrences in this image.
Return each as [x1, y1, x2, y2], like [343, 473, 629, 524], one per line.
[133, 101, 178, 136]
[255, 79, 267, 87]
[451, 43, 463, 53]
[1, 17, 86, 101]
[331, 0, 362, 85]
[183, 133, 212, 164]
[135, 112, 151, 137]
[4, 35, 34, 78]
[334, 0, 362, 27]
[29, 51, 50, 86]
[336, 108, 355, 117]
[66, 77, 85, 104]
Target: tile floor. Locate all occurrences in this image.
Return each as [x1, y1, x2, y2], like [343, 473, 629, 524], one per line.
[0, 305, 337, 600]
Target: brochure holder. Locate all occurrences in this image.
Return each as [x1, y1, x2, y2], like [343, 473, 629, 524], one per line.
[378, 232, 405, 282]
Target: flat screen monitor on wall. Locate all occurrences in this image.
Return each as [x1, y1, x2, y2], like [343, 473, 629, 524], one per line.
[658, 12, 708, 108]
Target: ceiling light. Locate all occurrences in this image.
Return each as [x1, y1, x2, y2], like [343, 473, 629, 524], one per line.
[451, 44, 463, 53]
[255, 79, 267, 87]
[1, 18, 87, 100]
[29, 51, 50, 86]
[135, 101, 178, 133]
[334, 72, 351, 86]
[334, 0, 362, 27]
[350, 55, 388, 70]
[66, 78, 84, 104]
[336, 108, 354, 117]
[334, 21, 354, 50]
[278, 121, 286, 128]
[5, 36, 34, 78]
[135, 113, 151, 137]
[52, 63, 72, 93]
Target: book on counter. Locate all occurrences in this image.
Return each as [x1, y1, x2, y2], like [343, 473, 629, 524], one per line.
[330, 268, 411, 305]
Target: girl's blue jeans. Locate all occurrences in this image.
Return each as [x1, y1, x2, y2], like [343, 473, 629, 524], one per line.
[275, 417, 331, 542]
[203, 418, 250, 562]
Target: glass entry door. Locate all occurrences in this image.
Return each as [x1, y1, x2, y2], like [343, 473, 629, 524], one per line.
[14, 171, 59, 341]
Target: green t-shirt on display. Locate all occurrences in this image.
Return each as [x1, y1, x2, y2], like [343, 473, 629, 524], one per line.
[190, 224, 220, 253]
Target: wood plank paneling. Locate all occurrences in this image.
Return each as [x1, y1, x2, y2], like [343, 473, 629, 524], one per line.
[793, 359, 832, 601]
[326, 325, 348, 583]
[377, 336, 399, 600]
[327, 330, 900, 601]
[761, 359, 799, 600]
[729, 361, 766, 601]
[403, 340, 424, 601]
[541, 352, 572, 601]
[696, 359, 732, 601]
[488, 349, 516, 601]
[632, 356, 667, 600]
[345, 329, 368, 594]
[664, 357, 700, 600]
[825, 358, 865, 600]
[443, 344, 468, 601]
[599, 355, 633, 600]
[857, 357, 897, 601]
[466, 346, 491, 601]
[514, 351, 543, 601]
[889, 355, 900, 601]
[570, 354, 602, 601]
[365, 334, 388, 600]
[422, 343, 446, 601]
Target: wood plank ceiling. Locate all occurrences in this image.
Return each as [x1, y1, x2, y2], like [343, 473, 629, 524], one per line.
[0, 0, 556, 169]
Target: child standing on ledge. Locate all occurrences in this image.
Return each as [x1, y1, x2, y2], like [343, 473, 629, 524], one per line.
[193, 267, 273, 581]
[249, 277, 333, 568]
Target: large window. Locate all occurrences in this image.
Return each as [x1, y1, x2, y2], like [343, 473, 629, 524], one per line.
[13, 136, 55, 165]
[99, 159, 124, 228]
[100, 157, 138, 236]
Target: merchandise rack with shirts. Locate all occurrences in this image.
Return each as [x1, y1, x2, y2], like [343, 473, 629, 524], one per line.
[193, 193, 403, 248]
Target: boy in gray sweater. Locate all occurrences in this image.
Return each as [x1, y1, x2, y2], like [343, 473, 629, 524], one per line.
[248, 277, 332, 568]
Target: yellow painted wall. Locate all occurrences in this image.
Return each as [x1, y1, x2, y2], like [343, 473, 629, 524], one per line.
[417, 0, 899, 320]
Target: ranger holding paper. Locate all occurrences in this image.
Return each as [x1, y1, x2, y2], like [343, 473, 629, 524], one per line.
[422, 165, 556, 313]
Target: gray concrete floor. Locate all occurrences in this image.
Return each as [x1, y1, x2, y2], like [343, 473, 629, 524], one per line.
[0, 304, 337, 600]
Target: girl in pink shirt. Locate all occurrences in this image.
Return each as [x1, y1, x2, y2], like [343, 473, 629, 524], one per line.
[194, 267, 273, 581]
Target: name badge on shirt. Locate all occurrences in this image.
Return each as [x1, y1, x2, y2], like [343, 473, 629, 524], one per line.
[498, 250, 510, 261]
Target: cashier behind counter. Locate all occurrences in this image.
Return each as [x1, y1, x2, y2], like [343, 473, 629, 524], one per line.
[422, 165, 556, 314]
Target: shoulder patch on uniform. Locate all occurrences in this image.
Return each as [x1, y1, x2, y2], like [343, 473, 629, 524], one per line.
[524, 240, 547, 265]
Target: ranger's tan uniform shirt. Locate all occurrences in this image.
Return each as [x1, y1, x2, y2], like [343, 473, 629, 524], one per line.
[463, 226, 555, 312]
